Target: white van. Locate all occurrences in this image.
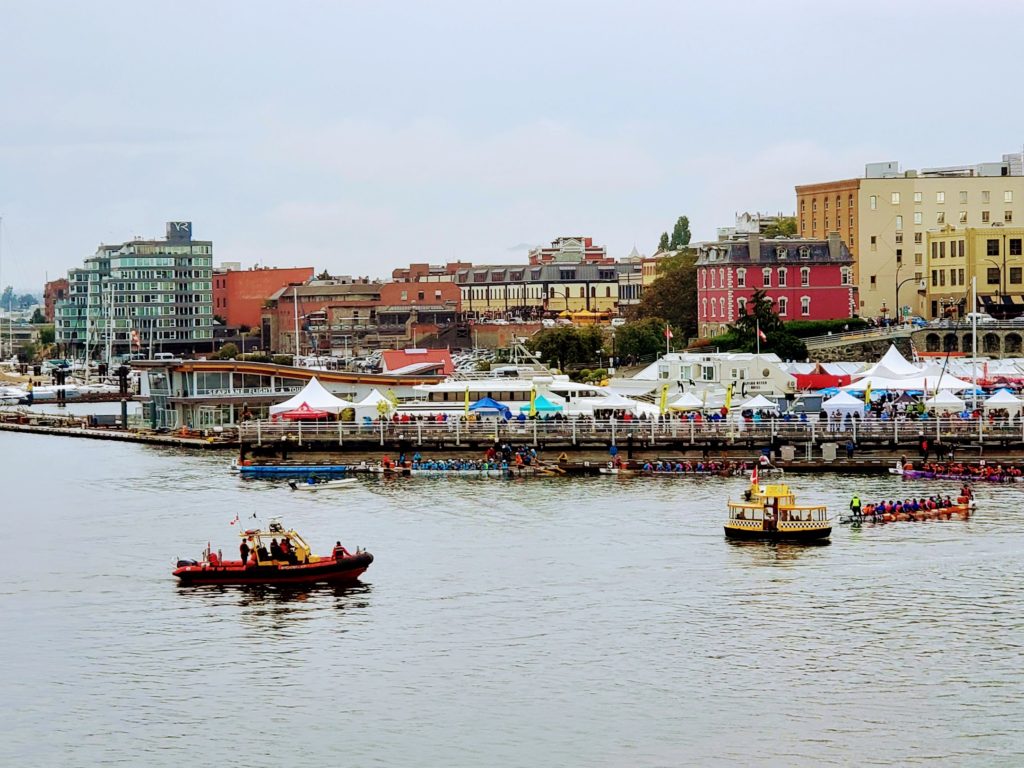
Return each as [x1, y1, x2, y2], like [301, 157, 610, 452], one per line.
[964, 312, 996, 325]
[153, 352, 178, 361]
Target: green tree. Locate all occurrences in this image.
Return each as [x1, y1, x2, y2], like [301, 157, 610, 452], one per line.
[0, 286, 11, 311]
[669, 215, 691, 249]
[629, 250, 698, 339]
[526, 326, 604, 369]
[761, 216, 798, 238]
[216, 342, 239, 359]
[657, 232, 670, 252]
[315, 270, 332, 280]
[728, 289, 807, 359]
[30, 308, 46, 324]
[613, 317, 671, 359]
[39, 326, 55, 345]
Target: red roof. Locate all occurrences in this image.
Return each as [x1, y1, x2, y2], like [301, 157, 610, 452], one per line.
[380, 349, 454, 376]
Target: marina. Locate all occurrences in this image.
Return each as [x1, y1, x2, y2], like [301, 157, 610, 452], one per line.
[4, 430, 1023, 766]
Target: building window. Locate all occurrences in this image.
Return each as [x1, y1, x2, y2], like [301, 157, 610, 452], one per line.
[870, 236, 877, 250]
[937, 212, 945, 224]
[939, 242, 946, 258]
[841, 267, 851, 285]
[914, 253, 923, 266]
[891, 192, 900, 205]
[737, 297, 747, 313]
[895, 232, 903, 243]
[800, 296, 810, 316]
[417, 291, 425, 301]
[959, 240, 965, 258]
[913, 212, 922, 225]
[778, 268, 787, 287]
[1012, 267, 1023, 284]
[1005, 191, 1014, 203]
[836, 195, 841, 208]
[800, 267, 810, 287]
[778, 297, 788, 316]
[959, 191, 968, 204]
[720, 297, 725, 317]
[895, 215, 903, 230]
[914, 232, 922, 244]
[776, 247, 788, 260]
[988, 239, 1000, 256]
[913, 192, 922, 203]
[702, 298, 707, 319]
[812, 199, 818, 212]
[959, 211, 968, 224]
[762, 268, 772, 287]
[849, 193, 854, 208]
[710, 271, 715, 288]
[987, 267, 1000, 284]
[1006, 210, 1014, 223]
[1011, 238, 1022, 256]
[435, 290, 442, 299]
[799, 246, 810, 259]
[719, 268, 725, 287]
[736, 268, 746, 288]
[931, 270, 938, 287]
[982, 190, 991, 203]
[936, 191, 945, 204]
[710, 298, 716, 318]
[824, 199, 829, 210]
[957, 268, 964, 284]
[896, 248, 903, 264]
[982, 210, 990, 223]
[400, 290, 408, 300]
[870, 195, 877, 210]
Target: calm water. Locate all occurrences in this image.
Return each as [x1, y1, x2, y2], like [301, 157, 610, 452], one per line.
[1, 433, 1022, 767]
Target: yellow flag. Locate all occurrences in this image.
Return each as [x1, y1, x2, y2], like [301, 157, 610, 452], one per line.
[529, 386, 537, 418]
[659, 384, 669, 416]
[464, 385, 470, 416]
[864, 382, 872, 406]
[724, 384, 733, 413]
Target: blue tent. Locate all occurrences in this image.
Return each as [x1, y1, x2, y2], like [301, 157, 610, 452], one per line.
[519, 395, 563, 413]
[469, 397, 512, 419]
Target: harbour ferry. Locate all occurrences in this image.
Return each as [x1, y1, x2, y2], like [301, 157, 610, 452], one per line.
[725, 469, 831, 542]
[173, 518, 372, 586]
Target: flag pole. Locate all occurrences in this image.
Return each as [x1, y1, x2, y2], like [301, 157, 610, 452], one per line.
[756, 319, 761, 356]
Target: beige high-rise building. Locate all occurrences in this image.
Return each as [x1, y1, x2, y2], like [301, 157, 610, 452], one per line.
[797, 152, 1024, 320]
[924, 226, 1024, 320]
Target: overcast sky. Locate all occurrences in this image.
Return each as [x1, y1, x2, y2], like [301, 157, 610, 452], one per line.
[2, 0, 1023, 290]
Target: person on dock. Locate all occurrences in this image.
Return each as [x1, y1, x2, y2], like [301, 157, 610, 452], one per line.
[846, 439, 855, 460]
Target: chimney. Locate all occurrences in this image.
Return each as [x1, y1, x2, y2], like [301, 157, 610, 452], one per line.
[827, 231, 842, 260]
[748, 232, 761, 262]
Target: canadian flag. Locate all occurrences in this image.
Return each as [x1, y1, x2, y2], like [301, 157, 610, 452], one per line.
[757, 327, 767, 342]
[751, 466, 758, 485]
[664, 325, 674, 340]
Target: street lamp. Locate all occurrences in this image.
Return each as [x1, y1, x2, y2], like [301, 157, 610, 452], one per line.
[895, 268, 924, 324]
[546, 287, 570, 316]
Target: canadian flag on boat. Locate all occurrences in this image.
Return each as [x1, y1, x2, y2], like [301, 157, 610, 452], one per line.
[664, 325, 674, 340]
[229, 514, 240, 526]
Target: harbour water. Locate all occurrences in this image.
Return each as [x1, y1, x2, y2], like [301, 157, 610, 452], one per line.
[1, 432, 1022, 767]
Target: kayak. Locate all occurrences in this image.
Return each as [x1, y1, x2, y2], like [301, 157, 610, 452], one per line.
[287, 478, 358, 491]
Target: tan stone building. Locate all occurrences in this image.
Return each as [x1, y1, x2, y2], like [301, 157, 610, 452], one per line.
[924, 226, 1024, 319]
[797, 152, 1024, 320]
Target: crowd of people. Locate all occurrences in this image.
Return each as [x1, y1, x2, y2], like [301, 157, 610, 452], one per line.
[902, 460, 1024, 481]
[636, 459, 746, 474]
[849, 488, 972, 522]
[379, 444, 543, 472]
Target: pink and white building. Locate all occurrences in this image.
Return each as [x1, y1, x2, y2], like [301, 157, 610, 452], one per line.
[695, 232, 858, 338]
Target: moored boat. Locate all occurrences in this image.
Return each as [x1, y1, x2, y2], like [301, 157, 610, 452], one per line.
[287, 478, 358, 491]
[725, 471, 831, 542]
[173, 518, 372, 586]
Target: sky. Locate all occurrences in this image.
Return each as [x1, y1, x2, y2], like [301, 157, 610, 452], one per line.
[2, 0, 1024, 291]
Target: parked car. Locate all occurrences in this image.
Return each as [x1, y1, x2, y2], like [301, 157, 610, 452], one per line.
[964, 312, 996, 325]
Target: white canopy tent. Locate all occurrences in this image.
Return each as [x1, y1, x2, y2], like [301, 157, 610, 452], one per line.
[983, 388, 1023, 413]
[822, 390, 866, 419]
[737, 394, 779, 411]
[855, 345, 922, 380]
[667, 392, 705, 410]
[842, 372, 974, 393]
[353, 388, 395, 421]
[924, 390, 966, 413]
[590, 392, 642, 413]
[269, 377, 356, 417]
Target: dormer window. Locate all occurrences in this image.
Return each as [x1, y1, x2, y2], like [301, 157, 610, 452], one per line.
[776, 247, 788, 260]
[799, 246, 811, 259]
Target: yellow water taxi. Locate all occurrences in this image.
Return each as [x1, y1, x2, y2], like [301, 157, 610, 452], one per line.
[725, 470, 831, 542]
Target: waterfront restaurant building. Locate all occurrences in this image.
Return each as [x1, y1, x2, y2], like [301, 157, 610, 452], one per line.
[695, 232, 857, 338]
[55, 222, 214, 359]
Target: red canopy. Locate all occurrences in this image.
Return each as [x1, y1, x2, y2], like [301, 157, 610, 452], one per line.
[278, 402, 330, 420]
[793, 372, 852, 391]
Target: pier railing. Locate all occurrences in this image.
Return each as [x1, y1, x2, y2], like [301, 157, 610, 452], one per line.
[235, 415, 1024, 450]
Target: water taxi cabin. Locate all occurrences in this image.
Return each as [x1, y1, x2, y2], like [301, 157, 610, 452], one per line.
[725, 482, 831, 541]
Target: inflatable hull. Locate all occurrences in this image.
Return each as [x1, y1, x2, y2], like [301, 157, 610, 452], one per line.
[174, 552, 373, 586]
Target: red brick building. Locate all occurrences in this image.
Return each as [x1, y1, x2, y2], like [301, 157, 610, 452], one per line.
[213, 266, 315, 328]
[391, 262, 470, 282]
[43, 278, 69, 322]
[695, 232, 857, 337]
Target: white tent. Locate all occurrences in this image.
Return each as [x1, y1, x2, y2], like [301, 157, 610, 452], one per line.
[856, 344, 921, 380]
[822, 390, 866, 419]
[353, 388, 395, 421]
[269, 377, 355, 417]
[737, 394, 779, 411]
[668, 392, 705, 410]
[842, 372, 974, 393]
[984, 388, 1023, 413]
[924, 390, 966, 412]
[590, 392, 641, 413]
